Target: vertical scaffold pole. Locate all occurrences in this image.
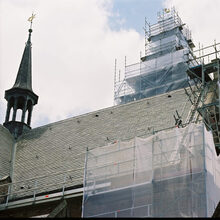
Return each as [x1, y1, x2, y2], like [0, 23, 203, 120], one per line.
[203, 114, 208, 217]
[117, 140, 120, 174]
[124, 56, 127, 102]
[199, 43, 201, 64]
[144, 17, 147, 56]
[114, 58, 117, 82]
[62, 174, 67, 196]
[33, 180, 38, 201]
[114, 59, 117, 105]
[151, 133, 155, 217]
[140, 53, 142, 98]
[214, 40, 217, 60]
[125, 56, 127, 68]
[131, 137, 136, 217]
[201, 58, 205, 119]
[218, 60, 220, 122]
[81, 147, 88, 218]
[5, 183, 11, 207]
[202, 59, 208, 217]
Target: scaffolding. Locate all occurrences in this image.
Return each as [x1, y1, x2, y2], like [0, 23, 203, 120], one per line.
[114, 7, 196, 105]
[114, 7, 220, 155]
[0, 7, 219, 218]
[0, 162, 85, 210]
[82, 123, 220, 217]
[183, 42, 220, 154]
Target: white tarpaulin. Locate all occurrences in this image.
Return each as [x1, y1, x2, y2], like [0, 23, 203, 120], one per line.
[82, 123, 220, 217]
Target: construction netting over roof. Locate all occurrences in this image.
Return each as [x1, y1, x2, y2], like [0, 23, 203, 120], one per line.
[82, 123, 220, 217]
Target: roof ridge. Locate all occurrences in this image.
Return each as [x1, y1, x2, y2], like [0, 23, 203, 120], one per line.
[29, 87, 189, 131]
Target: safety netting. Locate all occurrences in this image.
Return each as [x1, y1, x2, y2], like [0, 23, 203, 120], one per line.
[82, 123, 220, 217]
[115, 44, 191, 105]
[114, 7, 197, 105]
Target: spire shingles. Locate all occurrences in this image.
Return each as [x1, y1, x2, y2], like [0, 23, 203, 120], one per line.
[12, 29, 33, 91]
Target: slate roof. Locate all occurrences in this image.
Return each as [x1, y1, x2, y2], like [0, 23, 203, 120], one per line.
[8, 87, 192, 197]
[12, 30, 33, 91]
[0, 125, 14, 179]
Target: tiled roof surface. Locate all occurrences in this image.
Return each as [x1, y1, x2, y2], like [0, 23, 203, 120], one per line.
[10, 88, 192, 196]
[0, 125, 13, 179]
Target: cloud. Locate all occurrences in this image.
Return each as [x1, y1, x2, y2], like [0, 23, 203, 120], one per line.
[0, 0, 144, 127]
[163, 0, 220, 46]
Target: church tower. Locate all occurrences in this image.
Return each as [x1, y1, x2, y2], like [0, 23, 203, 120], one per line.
[3, 25, 38, 139]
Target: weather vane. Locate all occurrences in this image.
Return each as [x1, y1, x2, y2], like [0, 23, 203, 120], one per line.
[164, 8, 170, 13]
[28, 13, 36, 29]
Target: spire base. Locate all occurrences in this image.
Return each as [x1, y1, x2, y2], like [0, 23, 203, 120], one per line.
[3, 121, 31, 139]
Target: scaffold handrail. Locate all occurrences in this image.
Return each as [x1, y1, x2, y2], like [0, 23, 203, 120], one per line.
[88, 203, 152, 218]
[0, 175, 84, 199]
[0, 165, 85, 188]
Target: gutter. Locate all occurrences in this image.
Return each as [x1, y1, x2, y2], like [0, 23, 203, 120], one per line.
[9, 140, 17, 182]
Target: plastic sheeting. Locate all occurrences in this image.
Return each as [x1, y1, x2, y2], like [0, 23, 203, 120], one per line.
[82, 123, 220, 217]
[114, 8, 196, 105]
[146, 29, 189, 57]
[115, 32, 193, 105]
[115, 55, 190, 105]
[115, 46, 198, 104]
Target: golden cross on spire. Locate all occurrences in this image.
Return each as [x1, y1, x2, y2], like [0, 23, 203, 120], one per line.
[28, 13, 36, 29]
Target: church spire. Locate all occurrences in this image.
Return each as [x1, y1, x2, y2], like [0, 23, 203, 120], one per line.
[12, 28, 33, 91]
[3, 15, 38, 139]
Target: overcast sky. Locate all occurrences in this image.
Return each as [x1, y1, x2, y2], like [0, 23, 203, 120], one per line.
[0, 0, 220, 128]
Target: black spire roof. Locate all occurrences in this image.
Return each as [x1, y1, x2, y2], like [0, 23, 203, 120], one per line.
[12, 29, 33, 91]
[4, 26, 38, 138]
